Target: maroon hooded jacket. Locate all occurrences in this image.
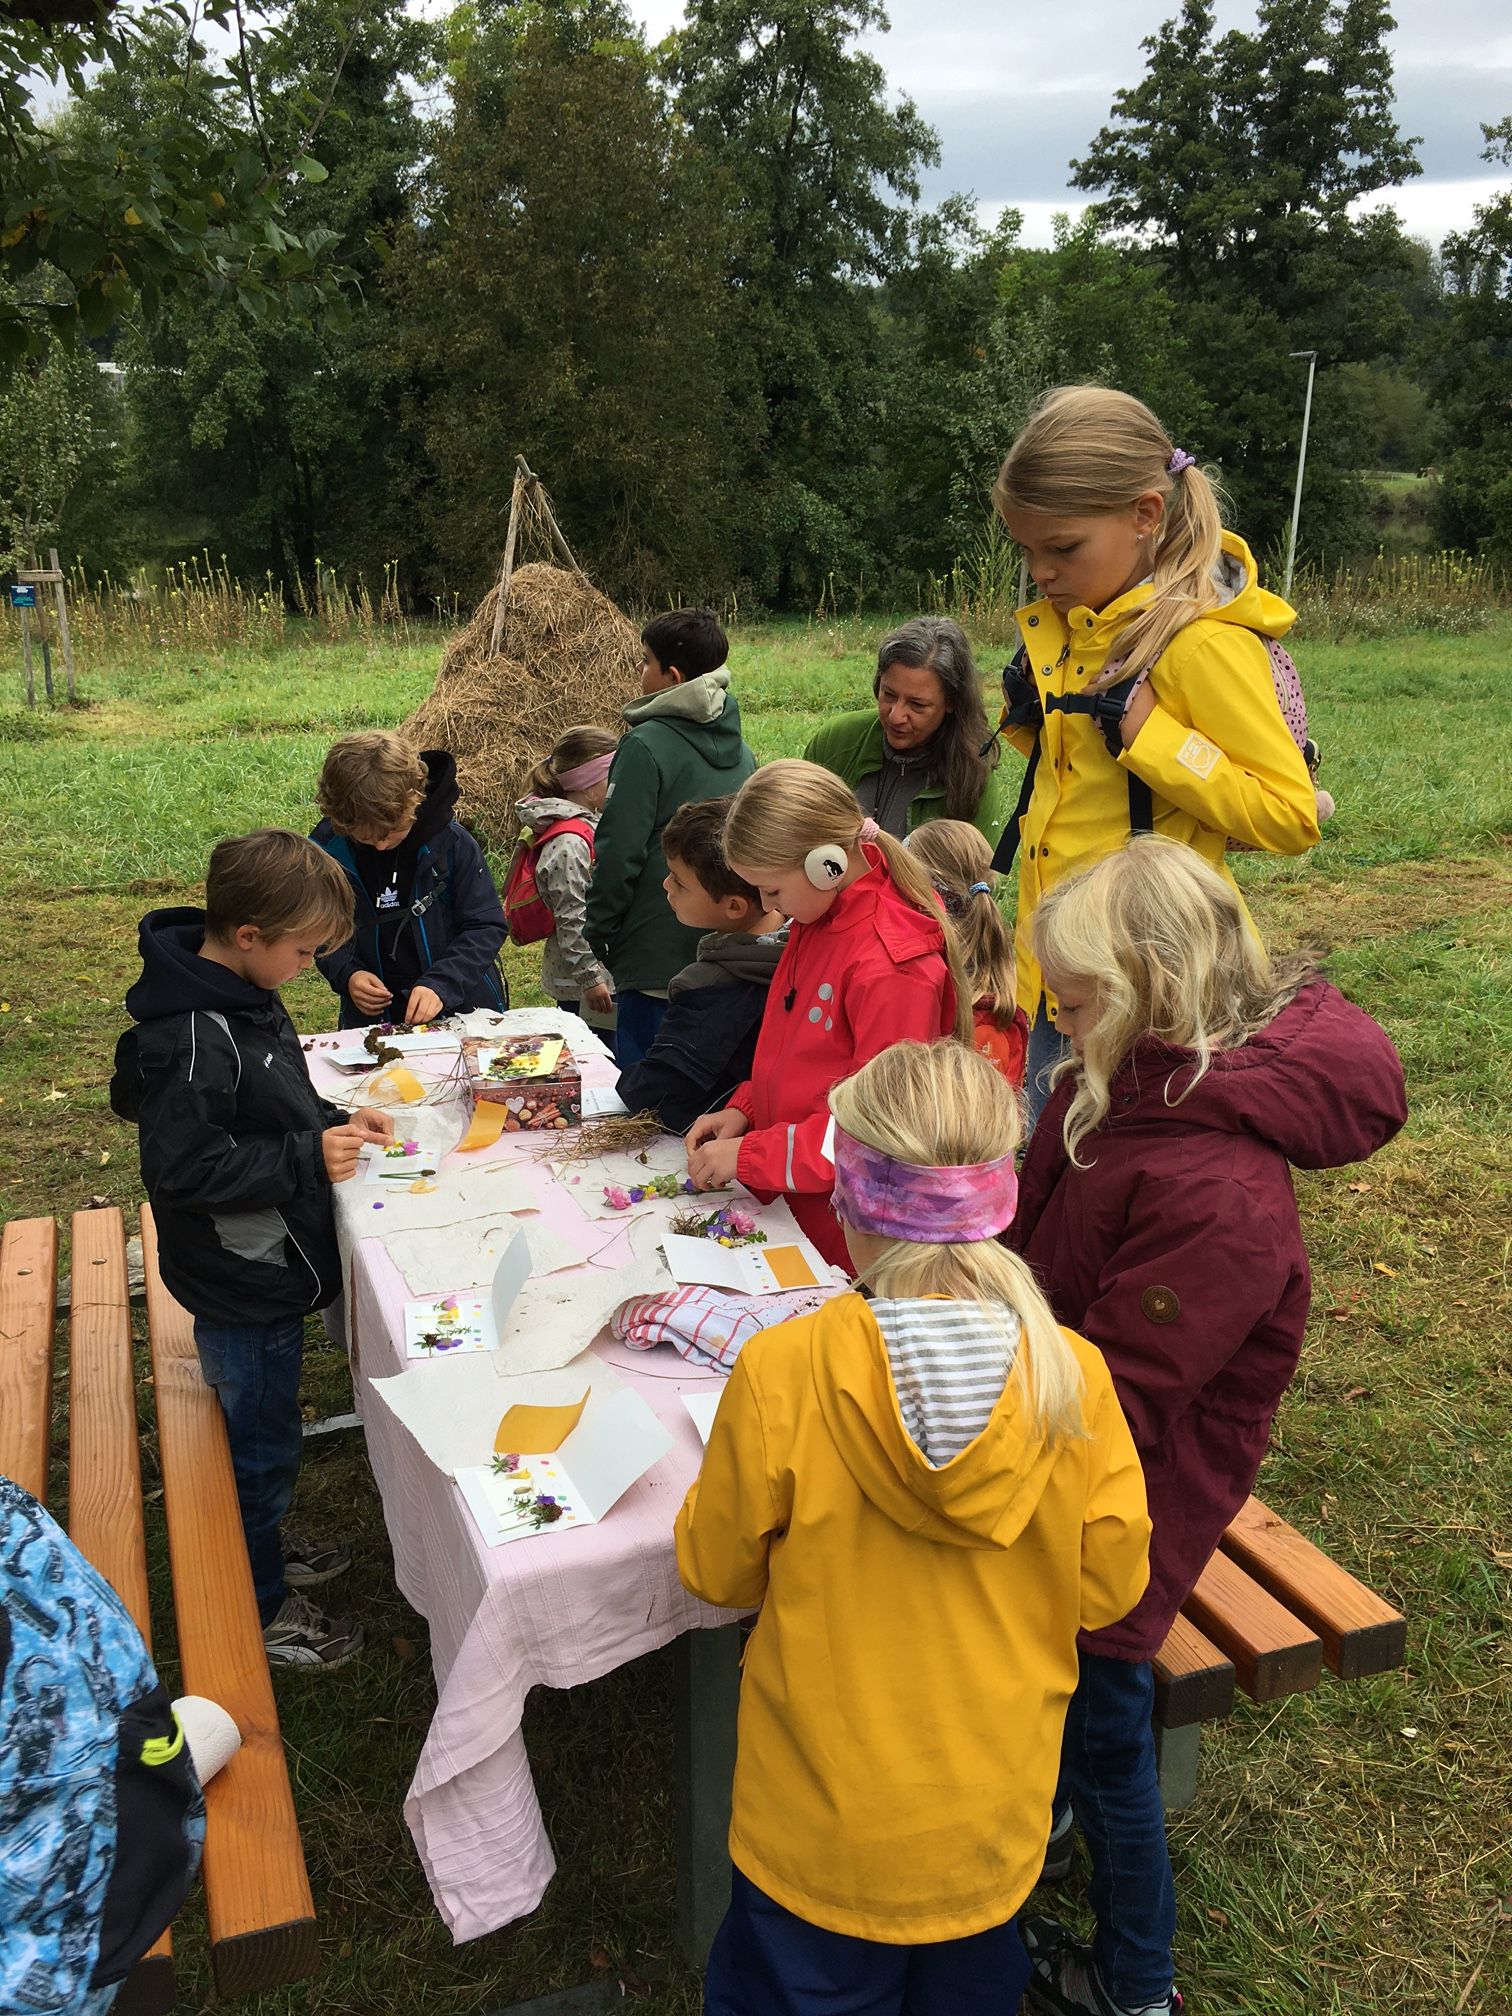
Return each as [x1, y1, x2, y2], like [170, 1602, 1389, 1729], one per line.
[1010, 979, 1406, 1661]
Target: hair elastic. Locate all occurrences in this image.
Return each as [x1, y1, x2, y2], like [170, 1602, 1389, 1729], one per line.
[857, 817, 880, 844]
[557, 751, 615, 792]
[831, 1123, 1019, 1245]
[968, 880, 992, 898]
[1166, 449, 1196, 477]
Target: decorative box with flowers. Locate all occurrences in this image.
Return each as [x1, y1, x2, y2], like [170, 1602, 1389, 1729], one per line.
[462, 1034, 583, 1130]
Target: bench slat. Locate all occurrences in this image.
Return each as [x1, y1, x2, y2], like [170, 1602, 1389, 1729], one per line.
[140, 1206, 318, 1998]
[0, 1216, 59, 1502]
[1183, 1549, 1324, 1703]
[1153, 1613, 1236, 1727]
[1220, 1496, 1407, 1681]
[66, 1208, 175, 2006]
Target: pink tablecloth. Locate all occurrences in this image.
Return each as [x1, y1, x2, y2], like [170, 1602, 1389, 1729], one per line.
[319, 1029, 736, 1941]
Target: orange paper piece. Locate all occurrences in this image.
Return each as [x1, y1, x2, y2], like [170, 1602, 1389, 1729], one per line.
[494, 1393, 588, 1455]
[457, 1100, 511, 1152]
[369, 1063, 427, 1105]
[764, 1244, 821, 1291]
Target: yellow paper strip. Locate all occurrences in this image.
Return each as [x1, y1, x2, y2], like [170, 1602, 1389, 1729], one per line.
[765, 1244, 820, 1291]
[369, 1063, 427, 1105]
[457, 1100, 511, 1152]
[494, 1393, 588, 1455]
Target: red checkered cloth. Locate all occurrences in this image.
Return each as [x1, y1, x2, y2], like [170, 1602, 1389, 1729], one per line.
[611, 1283, 840, 1373]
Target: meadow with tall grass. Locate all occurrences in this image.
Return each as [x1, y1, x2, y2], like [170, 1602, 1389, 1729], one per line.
[0, 584, 1507, 2015]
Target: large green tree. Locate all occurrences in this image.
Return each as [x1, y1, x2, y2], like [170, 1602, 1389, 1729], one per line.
[76, 0, 429, 585]
[1072, 0, 1422, 557]
[0, 0, 355, 368]
[665, 0, 940, 602]
[1429, 119, 1512, 554]
[392, 0, 758, 606]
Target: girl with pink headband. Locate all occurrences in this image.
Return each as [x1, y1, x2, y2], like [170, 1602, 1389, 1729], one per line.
[685, 758, 970, 1270]
[509, 725, 619, 1021]
[677, 1038, 1151, 2016]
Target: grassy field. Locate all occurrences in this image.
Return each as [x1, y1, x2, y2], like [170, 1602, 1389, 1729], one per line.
[0, 617, 1508, 2014]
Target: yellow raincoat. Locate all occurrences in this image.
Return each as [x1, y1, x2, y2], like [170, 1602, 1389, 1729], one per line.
[1002, 532, 1320, 1016]
[674, 1293, 1150, 1943]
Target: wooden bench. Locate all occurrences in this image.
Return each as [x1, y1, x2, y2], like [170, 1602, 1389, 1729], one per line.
[1152, 1494, 1407, 1806]
[0, 1207, 319, 2010]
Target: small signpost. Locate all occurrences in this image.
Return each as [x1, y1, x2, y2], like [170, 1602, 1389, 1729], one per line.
[10, 555, 73, 706]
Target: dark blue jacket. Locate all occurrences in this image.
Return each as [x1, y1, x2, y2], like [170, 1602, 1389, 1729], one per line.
[110, 908, 349, 1325]
[617, 927, 785, 1134]
[311, 751, 508, 1027]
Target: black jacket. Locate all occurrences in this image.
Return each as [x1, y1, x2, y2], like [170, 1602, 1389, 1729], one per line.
[311, 750, 508, 1028]
[617, 927, 785, 1134]
[109, 909, 348, 1325]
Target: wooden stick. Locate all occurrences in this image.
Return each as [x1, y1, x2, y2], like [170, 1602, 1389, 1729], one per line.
[489, 470, 525, 656]
[50, 547, 74, 700]
[20, 603, 34, 706]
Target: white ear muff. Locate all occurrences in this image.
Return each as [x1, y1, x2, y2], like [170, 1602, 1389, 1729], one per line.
[803, 843, 849, 889]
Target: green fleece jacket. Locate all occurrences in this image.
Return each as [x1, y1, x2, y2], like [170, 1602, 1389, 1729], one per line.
[802, 708, 1014, 846]
[586, 671, 757, 993]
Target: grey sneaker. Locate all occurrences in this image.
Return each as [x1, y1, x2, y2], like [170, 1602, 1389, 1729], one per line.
[1039, 1807, 1076, 1884]
[281, 1533, 352, 1589]
[262, 1590, 364, 1670]
[1022, 1916, 1182, 2016]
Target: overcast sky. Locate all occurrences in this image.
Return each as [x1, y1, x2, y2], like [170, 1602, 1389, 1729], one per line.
[628, 0, 1512, 247]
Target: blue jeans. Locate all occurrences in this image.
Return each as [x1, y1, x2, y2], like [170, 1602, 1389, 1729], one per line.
[706, 1866, 1029, 2016]
[193, 1316, 304, 1626]
[612, 990, 667, 1070]
[1024, 998, 1071, 1131]
[1053, 1653, 1176, 2005]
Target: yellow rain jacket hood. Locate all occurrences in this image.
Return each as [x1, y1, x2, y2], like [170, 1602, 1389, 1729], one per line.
[1003, 531, 1320, 1016]
[674, 1293, 1150, 1943]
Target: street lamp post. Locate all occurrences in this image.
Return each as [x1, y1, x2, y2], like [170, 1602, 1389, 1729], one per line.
[1283, 348, 1318, 603]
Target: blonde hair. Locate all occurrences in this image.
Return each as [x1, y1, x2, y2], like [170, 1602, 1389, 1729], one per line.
[529, 723, 619, 798]
[317, 730, 427, 837]
[204, 828, 354, 950]
[994, 385, 1229, 684]
[724, 760, 973, 1043]
[1033, 836, 1316, 1165]
[828, 1041, 1085, 1444]
[906, 821, 1017, 1029]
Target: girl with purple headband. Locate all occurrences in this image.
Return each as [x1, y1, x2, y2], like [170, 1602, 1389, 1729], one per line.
[990, 384, 1321, 1123]
[676, 1038, 1151, 2016]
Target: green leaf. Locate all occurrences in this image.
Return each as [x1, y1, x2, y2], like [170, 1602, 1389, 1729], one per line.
[293, 155, 330, 184]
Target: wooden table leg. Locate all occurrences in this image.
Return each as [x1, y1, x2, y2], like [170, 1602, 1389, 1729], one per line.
[673, 1622, 742, 1969]
[1155, 1721, 1202, 1811]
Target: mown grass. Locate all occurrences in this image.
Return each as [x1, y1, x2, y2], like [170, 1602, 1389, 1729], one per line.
[2, 617, 1509, 2014]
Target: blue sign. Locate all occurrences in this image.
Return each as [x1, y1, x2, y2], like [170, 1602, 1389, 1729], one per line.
[9, 584, 37, 608]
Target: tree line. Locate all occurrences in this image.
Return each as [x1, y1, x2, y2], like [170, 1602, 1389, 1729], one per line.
[1, 0, 1509, 609]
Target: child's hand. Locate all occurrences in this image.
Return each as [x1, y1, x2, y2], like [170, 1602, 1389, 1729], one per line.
[686, 1107, 749, 1154]
[404, 985, 444, 1025]
[583, 982, 614, 1015]
[350, 970, 392, 1016]
[688, 1135, 742, 1191]
[321, 1124, 367, 1184]
[350, 1106, 395, 1145]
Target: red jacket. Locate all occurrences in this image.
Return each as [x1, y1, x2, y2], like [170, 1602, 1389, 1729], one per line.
[730, 848, 956, 1267]
[974, 1000, 1029, 1091]
[1009, 980, 1406, 1659]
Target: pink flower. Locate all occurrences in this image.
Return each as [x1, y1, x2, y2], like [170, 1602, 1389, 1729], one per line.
[726, 1207, 757, 1238]
[604, 1185, 633, 1210]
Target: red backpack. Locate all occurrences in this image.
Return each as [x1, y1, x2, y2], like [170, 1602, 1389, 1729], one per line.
[503, 817, 596, 946]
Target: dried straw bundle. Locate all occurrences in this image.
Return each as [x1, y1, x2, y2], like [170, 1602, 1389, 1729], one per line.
[402, 560, 639, 847]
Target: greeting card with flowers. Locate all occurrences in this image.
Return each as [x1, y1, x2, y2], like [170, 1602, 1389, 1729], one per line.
[453, 1386, 673, 1549]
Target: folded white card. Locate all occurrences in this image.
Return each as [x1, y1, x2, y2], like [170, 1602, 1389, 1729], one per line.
[661, 1231, 831, 1297]
[580, 1084, 629, 1119]
[454, 1385, 673, 1547]
[399, 1227, 532, 1358]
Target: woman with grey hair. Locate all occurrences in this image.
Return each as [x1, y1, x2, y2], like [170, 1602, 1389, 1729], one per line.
[802, 617, 1012, 843]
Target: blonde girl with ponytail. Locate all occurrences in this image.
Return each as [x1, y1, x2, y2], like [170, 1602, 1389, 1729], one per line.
[990, 384, 1321, 1121]
[685, 758, 970, 1269]
[907, 818, 1030, 1090]
[676, 1038, 1150, 2014]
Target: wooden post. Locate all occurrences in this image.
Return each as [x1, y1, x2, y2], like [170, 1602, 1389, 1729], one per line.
[50, 549, 74, 700]
[673, 1623, 741, 1967]
[20, 602, 34, 706]
[489, 471, 525, 656]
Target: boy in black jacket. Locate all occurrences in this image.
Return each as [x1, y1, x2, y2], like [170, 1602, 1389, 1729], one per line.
[111, 830, 390, 1670]
[311, 731, 507, 1028]
[617, 798, 786, 1133]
